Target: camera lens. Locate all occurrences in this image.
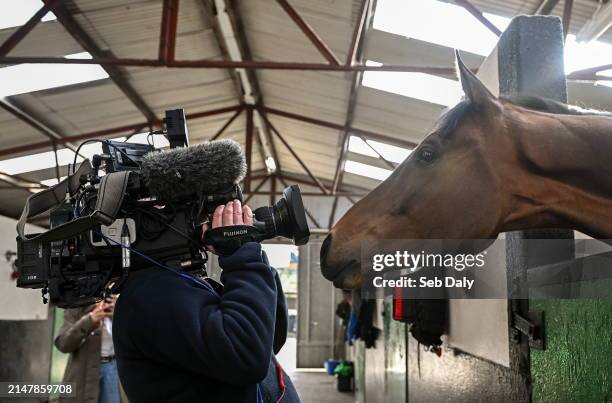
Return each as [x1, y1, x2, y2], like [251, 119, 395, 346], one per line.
[253, 185, 310, 245]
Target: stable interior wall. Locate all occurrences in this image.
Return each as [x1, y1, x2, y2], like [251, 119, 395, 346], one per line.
[0, 215, 54, 401]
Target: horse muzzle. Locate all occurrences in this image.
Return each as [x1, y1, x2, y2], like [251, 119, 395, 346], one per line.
[320, 234, 362, 289]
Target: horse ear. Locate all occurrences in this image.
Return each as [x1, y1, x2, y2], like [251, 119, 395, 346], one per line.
[455, 50, 498, 108]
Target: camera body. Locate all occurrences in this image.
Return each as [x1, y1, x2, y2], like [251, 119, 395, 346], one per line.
[15, 109, 309, 308]
[17, 197, 212, 307]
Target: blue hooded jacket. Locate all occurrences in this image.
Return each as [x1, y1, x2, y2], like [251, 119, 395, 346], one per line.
[113, 242, 299, 402]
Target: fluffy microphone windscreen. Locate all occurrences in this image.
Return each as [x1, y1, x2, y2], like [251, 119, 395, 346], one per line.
[140, 139, 246, 201]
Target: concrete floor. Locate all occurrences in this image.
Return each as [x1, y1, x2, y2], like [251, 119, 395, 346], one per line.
[278, 338, 355, 403]
[291, 370, 356, 403]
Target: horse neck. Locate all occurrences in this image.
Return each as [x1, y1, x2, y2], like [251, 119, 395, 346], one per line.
[500, 110, 612, 238]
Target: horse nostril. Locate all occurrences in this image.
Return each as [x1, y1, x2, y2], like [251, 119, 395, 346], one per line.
[320, 234, 332, 263]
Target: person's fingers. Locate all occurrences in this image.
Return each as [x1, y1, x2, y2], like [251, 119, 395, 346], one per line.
[243, 205, 253, 226]
[212, 205, 224, 228]
[199, 222, 217, 253]
[222, 201, 234, 226]
[233, 200, 243, 225]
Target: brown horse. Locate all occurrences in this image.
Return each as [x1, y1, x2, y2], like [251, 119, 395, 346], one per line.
[320, 54, 612, 289]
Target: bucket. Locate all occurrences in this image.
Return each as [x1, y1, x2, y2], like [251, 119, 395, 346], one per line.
[336, 374, 353, 392]
[324, 359, 339, 375]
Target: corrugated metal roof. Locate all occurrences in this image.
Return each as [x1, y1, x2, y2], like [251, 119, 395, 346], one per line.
[454, 0, 612, 43]
[0, 107, 51, 149]
[11, 80, 144, 134]
[0, 0, 610, 223]
[0, 18, 82, 58]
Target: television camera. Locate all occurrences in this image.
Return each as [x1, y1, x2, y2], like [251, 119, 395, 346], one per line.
[15, 109, 309, 308]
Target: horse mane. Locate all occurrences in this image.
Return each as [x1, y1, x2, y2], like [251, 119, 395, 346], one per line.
[503, 95, 612, 117]
[435, 95, 611, 139]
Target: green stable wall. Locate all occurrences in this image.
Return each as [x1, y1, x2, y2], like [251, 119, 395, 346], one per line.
[531, 292, 612, 401]
[349, 297, 612, 402]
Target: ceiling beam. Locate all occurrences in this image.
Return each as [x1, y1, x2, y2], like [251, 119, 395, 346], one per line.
[0, 104, 242, 158]
[566, 63, 612, 80]
[275, 0, 341, 65]
[0, 100, 420, 160]
[198, 0, 247, 107]
[246, 190, 366, 198]
[5, 54, 605, 82]
[0, 55, 459, 74]
[333, 0, 374, 195]
[262, 105, 418, 149]
[453, 0, 501, 36]
[533, 0, 560, 15]
[0, 171, 46, 191]
[258, 108, 328, 194]
[567, 75, 612, 82]
[43, 0, 159, 125]
[0, 0, 60, 56]
[328, 194, 339, 229]
[209, 106, 244, 140]
[243, 175, 270, 204]
[199, 0, 269, 170]
[345, 0, 370, 66]
[562, 0, 573, 40]
[244, 106, 254, 192]
[159, 0, 180, 63]
[279, 168, 371, 194]
[209, 0, 280, 173]
[278, 176, 322, 229]
[269, 174, 276, 206]
[225, 0, 281, 172]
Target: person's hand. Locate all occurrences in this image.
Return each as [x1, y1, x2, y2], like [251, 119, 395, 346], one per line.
[89, 296, 116, 325]
[201, 200, 253, 254]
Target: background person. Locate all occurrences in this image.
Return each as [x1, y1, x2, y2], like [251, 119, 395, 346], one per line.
[335, 290, 352, 359]
[55, 295, 127, 403]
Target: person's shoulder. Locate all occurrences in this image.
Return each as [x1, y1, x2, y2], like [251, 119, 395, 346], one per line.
[120, 268, 218, 306]
[124, 268, 191, 289]
[120, 268, 169, 293]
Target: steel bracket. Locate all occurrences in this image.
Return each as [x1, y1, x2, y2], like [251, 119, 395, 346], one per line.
[512, 310, 545, 350]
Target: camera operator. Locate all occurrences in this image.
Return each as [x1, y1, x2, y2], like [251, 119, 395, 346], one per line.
[113, 200, 299, 402]
[54, 295, 128, 403]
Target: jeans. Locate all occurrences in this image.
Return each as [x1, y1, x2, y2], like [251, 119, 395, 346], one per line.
[99, 360, 121, 403]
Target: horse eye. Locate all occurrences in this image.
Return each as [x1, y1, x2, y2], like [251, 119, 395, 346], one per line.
[418, 148, 436, 164]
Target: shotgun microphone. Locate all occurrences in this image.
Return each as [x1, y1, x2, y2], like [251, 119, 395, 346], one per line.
[140, 139, 247, 201]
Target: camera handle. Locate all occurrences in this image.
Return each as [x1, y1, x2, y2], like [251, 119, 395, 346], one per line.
[17, 162, 131, 243]
[202, 223, 267, 256]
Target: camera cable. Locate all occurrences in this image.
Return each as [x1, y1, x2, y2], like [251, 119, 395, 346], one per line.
[92, 230, 214, 293]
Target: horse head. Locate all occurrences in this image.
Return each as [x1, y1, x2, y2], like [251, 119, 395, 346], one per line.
[322, 50, 612, 289]
[321, 53, 510, 289]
